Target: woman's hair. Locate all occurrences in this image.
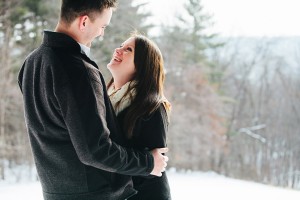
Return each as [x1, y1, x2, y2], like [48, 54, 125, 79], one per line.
[109, 32, 171, 138]
[60, 0, 117, 24]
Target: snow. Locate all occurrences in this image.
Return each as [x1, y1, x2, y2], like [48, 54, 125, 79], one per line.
[168, 170, 300, 200]
[1, 169, 300, 200]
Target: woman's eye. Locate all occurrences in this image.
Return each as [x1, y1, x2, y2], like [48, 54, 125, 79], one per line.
[126, 47, 132, 52]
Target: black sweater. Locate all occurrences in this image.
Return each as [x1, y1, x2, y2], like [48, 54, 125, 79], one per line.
[117, 105, 172, 200]
[17, 31, 154, 200]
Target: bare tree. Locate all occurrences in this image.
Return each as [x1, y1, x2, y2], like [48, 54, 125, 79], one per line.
[0, 0, 17, 180]
[0, 0, 57, 181]
[212, 37, 300, 189]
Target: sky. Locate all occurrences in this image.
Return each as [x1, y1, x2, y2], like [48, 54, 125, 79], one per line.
[1, 170, 300, 200]
[142, 0, 300, 37]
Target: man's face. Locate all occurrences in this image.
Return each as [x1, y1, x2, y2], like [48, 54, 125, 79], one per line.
[84, 8, 112, 45]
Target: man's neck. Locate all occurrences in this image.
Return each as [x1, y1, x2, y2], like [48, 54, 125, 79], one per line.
[55, 22, 89, 46]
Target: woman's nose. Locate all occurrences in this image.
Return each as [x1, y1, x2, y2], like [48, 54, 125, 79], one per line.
[115, 47, 122, 55]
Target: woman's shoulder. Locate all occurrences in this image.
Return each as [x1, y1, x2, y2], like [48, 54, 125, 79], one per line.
[140, 103, 170, 125]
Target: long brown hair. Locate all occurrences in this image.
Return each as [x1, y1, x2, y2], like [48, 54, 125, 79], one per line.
[108, 33, 171, 138]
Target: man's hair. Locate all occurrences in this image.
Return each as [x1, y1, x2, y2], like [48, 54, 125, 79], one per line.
[60, 0, 118, 24]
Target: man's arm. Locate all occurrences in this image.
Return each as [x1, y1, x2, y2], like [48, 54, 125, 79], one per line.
[53, 58, 167, 176]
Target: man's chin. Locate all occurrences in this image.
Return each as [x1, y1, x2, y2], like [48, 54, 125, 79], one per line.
[98, 36, 104, 41]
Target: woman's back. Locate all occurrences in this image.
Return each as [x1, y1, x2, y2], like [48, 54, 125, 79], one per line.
[117, 104, 171, 200]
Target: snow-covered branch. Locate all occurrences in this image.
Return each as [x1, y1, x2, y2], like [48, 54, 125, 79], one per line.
[238, 124, 266, 143]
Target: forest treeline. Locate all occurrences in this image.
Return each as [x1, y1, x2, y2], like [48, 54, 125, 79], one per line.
[1, 0, 299, 189]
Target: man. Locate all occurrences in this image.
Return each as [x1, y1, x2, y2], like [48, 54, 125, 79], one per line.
[17, 1, 168, 200]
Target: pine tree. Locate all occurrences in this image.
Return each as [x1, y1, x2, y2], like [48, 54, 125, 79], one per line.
[0, 0, 57, 180]
[157, 0, 226, 171]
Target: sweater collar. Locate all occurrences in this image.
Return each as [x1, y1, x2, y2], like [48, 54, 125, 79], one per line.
[78, 42, 91, 57]
[108, 81, 137, 116]
[42, 30, 81, 52]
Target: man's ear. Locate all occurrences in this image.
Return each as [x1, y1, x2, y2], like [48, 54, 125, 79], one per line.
[79, 15, 88, 32]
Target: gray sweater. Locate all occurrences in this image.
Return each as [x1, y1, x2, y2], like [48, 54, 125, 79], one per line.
[18, 31, 154, 200]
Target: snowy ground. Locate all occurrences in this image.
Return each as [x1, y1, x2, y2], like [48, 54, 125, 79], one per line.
[1, 169, 300, 200]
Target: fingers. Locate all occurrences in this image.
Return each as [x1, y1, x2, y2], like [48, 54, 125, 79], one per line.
[155, 172, 163, 177]
[158, 147, 168, 154]
[149, 147, 169, 176]
[150, 169, 162, 177]
[163, 155, 169, 162]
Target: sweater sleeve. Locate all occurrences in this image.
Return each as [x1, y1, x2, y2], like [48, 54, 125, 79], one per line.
[52, 57, 154, 176]
[134, 105, 169, 150]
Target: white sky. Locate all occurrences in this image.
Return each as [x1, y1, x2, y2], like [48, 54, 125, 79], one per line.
[143, 0, 300, 37]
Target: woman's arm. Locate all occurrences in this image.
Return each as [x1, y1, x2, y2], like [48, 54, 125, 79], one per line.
[134, 104, 169, 150]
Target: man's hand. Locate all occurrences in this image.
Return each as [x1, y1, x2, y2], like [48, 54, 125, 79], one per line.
[150, 147, 169, 176]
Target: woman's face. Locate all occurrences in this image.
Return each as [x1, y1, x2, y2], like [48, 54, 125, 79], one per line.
[107, 37, 136, 82]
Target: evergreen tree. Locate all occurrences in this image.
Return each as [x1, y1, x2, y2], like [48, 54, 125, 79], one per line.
[0, 0, 57, 180]
[157, 0, 226, 171]
[180, 0, 218, 63]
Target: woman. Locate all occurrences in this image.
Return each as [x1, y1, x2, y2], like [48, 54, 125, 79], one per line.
[107, 33, 172, 200]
